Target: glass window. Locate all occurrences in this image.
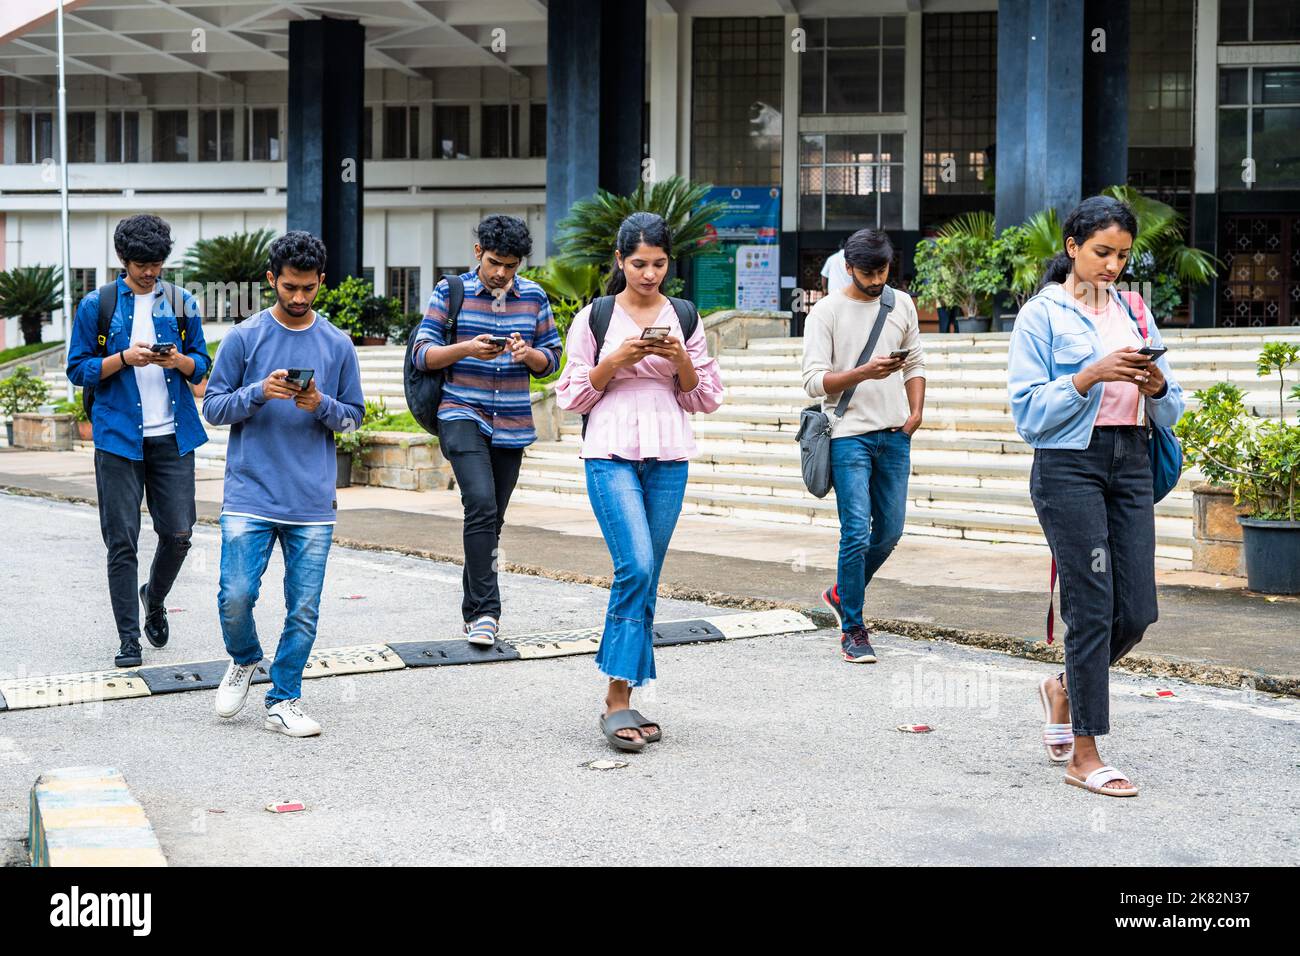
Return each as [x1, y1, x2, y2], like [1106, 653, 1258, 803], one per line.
[199, 109, 234, 162]
[1128, 0, 1194, 148]
[153, 110, 189, 162]
[70, 268, 97, 309]
[1253, 108, 1300, 187]
[68, 112, 95, 163]
[691, 16, 784, 186]
[247, 108, 280, 161]
[800, 132, 904, 229]
[800, 15, 906, 116]
[434, 105, 470, 159]
[1217, 109, 1249, 186]
[383, 106, 418, 159]
[1220, 0, 1300, 42]
[1258, 69, 1300, 105]
[1220, 68, 1249, 105]
[1219, 65, 1300, 189]
[921, 12, 997, 196]
[529, 103, 547, 158]
[386, 267, 421, 315]
[481, 104, 520, 158]
[17, 111, 53, 164]
[107, 111, 138, 163]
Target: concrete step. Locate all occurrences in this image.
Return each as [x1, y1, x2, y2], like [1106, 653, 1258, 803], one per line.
[508, 473, 1193, 560]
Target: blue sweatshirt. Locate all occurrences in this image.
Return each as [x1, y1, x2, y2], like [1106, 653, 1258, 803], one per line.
[1008, 283, 1184, 449]
[202, 309, 365, 523]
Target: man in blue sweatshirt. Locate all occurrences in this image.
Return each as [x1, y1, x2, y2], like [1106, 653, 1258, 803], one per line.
[202, 231, 365, 737]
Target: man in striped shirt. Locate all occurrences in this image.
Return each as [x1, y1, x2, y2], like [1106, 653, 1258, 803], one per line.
[411, 214, 562, 646]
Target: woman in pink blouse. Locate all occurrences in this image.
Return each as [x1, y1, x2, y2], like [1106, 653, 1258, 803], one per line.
[555, 212, 723, 752]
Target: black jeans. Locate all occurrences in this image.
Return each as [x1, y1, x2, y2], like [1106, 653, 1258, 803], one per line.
[1029, 426, 1159, 736]
[93, 434, 197, 642]
[439, 418, 525, 622]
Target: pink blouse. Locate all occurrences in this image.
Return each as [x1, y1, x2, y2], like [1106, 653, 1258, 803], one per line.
[1083, 297, 1144, 426]
[555, 299, 724, 460]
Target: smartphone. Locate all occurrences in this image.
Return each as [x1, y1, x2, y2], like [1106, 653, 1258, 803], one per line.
[1137, 346, 1167, 360]
[285, 368, 315, 389]
[149, 342, 176, 355]
[486, 335, 510, 348]
[888, 349, 909, 361]
[640, 327, 671, 340]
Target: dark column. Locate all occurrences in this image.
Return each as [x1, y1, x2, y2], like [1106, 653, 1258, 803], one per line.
[1190, 192, 1218, 327]
[1082, 0, 1130, 197]
[546, 0, 647, 256]
[287, 17, 365, 282]
[995, 0, 1085, 229]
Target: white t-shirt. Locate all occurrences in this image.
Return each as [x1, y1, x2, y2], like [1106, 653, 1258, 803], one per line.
[130, 290, 175, 437]
[820, 250, 851, 293]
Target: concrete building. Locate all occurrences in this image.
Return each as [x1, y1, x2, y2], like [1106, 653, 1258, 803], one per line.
[1, 0, 1298, 348]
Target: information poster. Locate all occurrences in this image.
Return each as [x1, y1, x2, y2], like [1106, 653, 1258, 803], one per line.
[735, 244, 780, 311]
[692, 186, 780, 311]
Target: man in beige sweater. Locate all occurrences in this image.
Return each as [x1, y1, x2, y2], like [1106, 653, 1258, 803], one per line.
[801, 229, 927, 663]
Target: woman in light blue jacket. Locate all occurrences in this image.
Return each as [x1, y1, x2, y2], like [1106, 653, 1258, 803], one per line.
[1007, 196, 1184, 798]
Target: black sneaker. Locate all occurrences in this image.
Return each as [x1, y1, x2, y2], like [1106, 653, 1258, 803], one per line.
[114, 638, 143, 668]
[840, 626, 878, 664]
[140, 584, 169, 648]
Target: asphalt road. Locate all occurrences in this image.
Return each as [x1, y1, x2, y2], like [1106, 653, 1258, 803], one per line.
[2, 493, 1297, 866]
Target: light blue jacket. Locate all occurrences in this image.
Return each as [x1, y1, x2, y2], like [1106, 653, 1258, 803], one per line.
[1007, 283, 1184, 449]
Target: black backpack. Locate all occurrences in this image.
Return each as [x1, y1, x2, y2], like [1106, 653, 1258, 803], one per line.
[581, 294, 700, 438]
[403, 274, 465, 436]
[82, 280, 187, 420]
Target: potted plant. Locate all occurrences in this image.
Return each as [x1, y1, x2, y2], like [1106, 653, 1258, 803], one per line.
[0, 265, 63, 345]
[912, 231, 1003, 333]
[55, 393, 92, 441]
[332, 398, 388, 488]
[991, 224, 1042, 331]
[317, 276, 396, 346]
[1174, 343, 1300, 594]
[0, 365, 50, 444]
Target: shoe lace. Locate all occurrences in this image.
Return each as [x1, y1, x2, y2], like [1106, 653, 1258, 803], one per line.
[224, 664, 250, 687]
[284, 699, 306, 720]
[846, 626, 872, 647]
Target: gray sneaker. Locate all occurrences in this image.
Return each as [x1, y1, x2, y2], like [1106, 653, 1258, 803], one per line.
[841, 626, 878, 663]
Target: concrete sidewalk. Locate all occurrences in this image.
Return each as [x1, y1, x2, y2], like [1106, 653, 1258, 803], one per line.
[2, 447, 1297, 691]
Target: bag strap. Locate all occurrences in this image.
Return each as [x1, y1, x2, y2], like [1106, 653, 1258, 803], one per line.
[1046, 556, 1058, 645]
[588, 295, 616, 356]
[159, 280, 190, 341]
[666, 295, 700, 341]
[833, 284, 895, 419]
[440, 274, 465, 382]
[1116, 289, 1149, 342]
[96, 282, 117, 355]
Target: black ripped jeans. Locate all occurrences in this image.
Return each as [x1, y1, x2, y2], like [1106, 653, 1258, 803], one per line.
[94, 434, 197, 643]
[1029, 426, 1159, 737]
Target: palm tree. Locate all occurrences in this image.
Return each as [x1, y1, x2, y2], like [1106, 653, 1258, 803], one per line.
[554, 176, 728, 273]
[0, 266, 62, 345]
[1101, 185, 1220, 286]
[180, 228, 276, 320]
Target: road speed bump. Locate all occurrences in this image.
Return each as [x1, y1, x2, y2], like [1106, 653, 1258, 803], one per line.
[302, 643, 405, 678]
[137, 659, 269, 694]
[704, 609, 818, 639]
[387, 639, 521, 667]
[29, 767, 166, 867]
[0, 671, 150, 710]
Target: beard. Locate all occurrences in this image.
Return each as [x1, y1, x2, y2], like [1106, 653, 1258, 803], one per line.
[852, 275, 885, 298]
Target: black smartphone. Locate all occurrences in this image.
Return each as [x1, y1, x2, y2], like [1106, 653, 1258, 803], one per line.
[640, 326, 671, 341]
[1137, 346, 1167, 360]
[888, 349, 909, 360]
[285, 368, 315, 389]
[149, 342, 176, 355]
[486, 335, 510, 348]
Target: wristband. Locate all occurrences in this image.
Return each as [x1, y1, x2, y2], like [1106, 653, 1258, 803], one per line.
[119, 349, 127, 367]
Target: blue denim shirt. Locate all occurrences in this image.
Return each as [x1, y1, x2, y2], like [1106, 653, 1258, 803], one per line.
[1007, 283, 1184, 449]
[66, 275, 210, 460]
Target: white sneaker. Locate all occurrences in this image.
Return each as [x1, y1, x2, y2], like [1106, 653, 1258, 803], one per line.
[215, 661, 257, 718]
[264, 699, 322, 738]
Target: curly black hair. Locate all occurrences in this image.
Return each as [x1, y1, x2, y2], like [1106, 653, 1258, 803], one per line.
[475, 214, 532, 261]
[114, 215, 174, 264]
[269, 230, 328, 277]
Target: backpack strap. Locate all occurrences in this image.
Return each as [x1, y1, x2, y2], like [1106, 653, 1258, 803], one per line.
[666, 295, 700, 342]
[582, 296, 618, 439]
[441, 274, 465, 382]
[1115, 289, 1149, 342]
[159, 280, 191, 341]
[96, 282, 118, 355]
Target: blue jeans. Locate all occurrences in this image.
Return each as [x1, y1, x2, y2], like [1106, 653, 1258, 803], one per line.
[830, 429, 911, 629]
[585, 457, 688, 687]
[217, 515, 334, 706]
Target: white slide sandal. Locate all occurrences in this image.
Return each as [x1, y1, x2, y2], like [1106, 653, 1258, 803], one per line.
[1064, 765, 1139, 798]
[1037, 676, 1074, 764]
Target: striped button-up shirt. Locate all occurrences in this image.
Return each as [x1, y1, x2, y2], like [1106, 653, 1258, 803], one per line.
[411, 271, 562, 447]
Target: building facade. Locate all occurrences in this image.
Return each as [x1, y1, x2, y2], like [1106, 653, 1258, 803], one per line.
[1, 0, 1297, 348]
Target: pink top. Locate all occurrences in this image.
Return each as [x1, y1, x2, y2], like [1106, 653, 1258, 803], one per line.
[555, 299, 724, 460]
[1083, 296, 1143, 426]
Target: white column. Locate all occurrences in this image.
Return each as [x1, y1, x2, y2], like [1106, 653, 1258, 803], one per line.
[94, 109, 106, 163]
[677, 15, 693, 179]
[903, 11, 922, 231]
[648, 12, 679, 182]
[782, 13, 799, 232]
[1193, 0, 1219, 194]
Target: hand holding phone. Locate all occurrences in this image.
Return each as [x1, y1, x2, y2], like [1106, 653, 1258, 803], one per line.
[640, 326, 671, 341]
[888, 349, 909, 362]
[149, 342, 176, 355]
[1137, 346, 1167, 360]
[285, 368, 315, 390]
